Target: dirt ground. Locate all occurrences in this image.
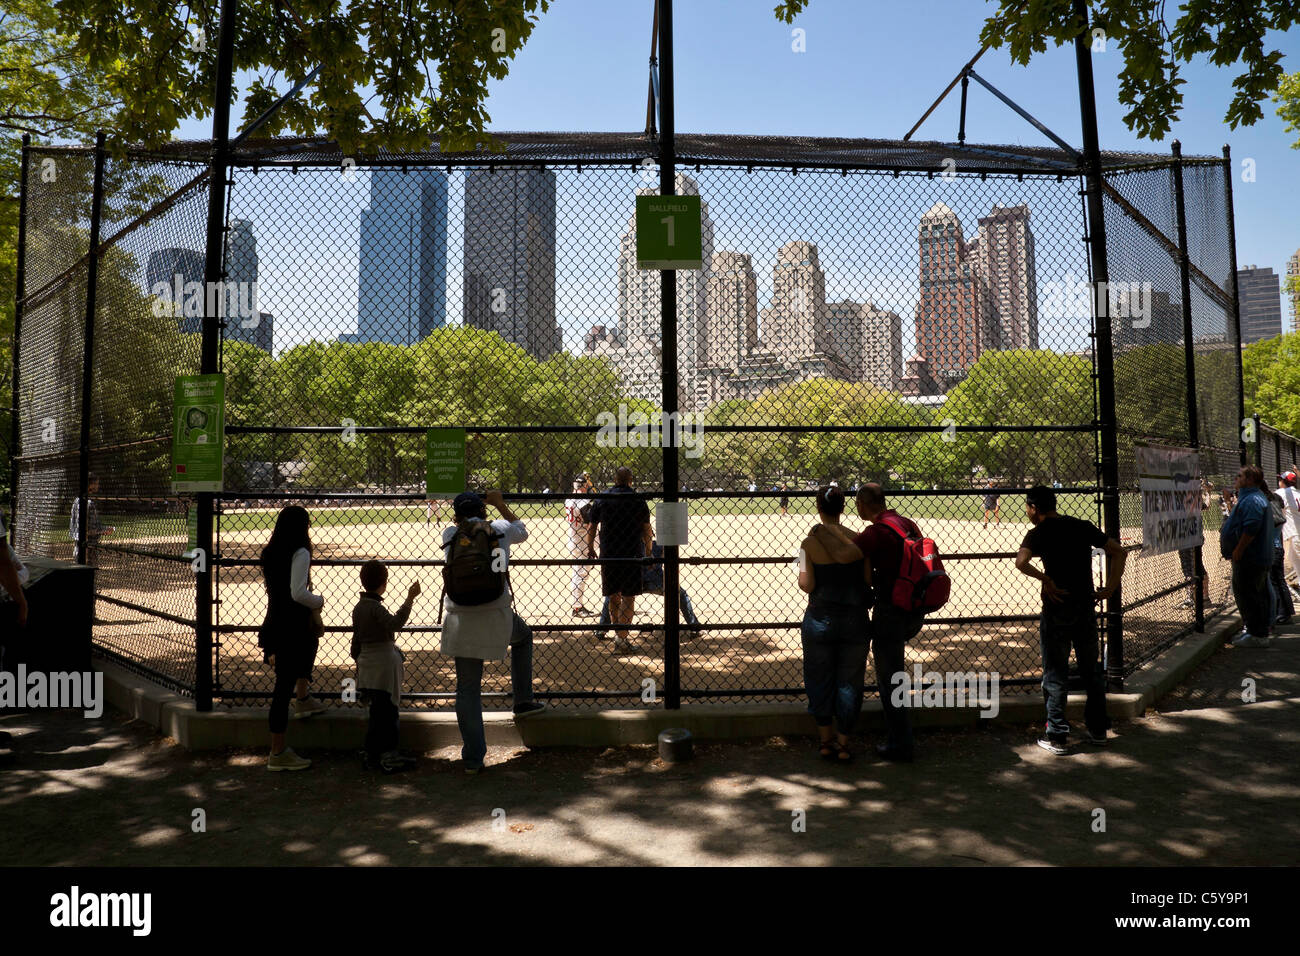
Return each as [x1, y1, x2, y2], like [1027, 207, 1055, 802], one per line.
[92, 511, 1230, 702]
[1, 621, 1294, 867]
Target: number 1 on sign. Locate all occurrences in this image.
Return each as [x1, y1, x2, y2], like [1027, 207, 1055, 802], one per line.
[661, 215, 675, 246]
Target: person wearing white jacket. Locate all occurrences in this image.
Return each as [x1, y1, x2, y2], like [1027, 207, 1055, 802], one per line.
[257, 505, 327, 772]
[440, 490, 546, 773]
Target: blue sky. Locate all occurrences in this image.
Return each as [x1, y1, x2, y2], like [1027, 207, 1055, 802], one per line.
[172, 0, 1300, 352]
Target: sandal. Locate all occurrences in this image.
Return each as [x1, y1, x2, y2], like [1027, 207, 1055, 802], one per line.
[836, 742, 855, 763]
[818, 739, 841, 761]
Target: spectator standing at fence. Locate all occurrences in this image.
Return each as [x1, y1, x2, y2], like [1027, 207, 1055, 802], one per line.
[1014, 485, 1126, 755]
[1266, 483, 1293, 627]
[440, 490, 545, 774]
[1278, 471, 1300, 603]
[1220, 466, 1274, 648]
[854, 483, 925, 762]
[586, 467, 653, 655]
[69, 473, 114, 564]
[982, 480, 1001, 527]
[258, 505, 328, 772]
[797, 486, 871, 763]
[351, 560, 420, 773]
[0, 512, 29, 671]
[592, 539, 701, 643]
[779, 483, 790, 516]
[565, 476, 595, 617]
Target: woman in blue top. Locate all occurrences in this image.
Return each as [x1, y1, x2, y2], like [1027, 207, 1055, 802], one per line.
[797, 486, 873, 762]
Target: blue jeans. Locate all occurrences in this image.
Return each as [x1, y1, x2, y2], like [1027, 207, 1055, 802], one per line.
[595, 589, 699, 634]
[1269, 545, 1293, 623]
[801, 602, 870, 734]
[454, 613, 534, 769]
[1039, 607, 1109, 740]
[871, 603, 922, 753]
[1231, 559, 1270, 638]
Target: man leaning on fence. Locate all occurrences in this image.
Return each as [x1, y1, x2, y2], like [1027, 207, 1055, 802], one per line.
[1015, 485, 1126, 755]
[1220, 466, 1274, 648]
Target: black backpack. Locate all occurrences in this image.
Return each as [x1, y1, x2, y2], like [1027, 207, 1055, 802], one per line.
[439, 518, 505, 621]
[1271, 492, 1287, 529]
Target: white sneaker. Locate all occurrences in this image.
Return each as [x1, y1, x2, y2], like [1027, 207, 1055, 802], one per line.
[268, 747, 311, 771]
[1233, 632, 1271, 648]
[291, 696, 328, 718]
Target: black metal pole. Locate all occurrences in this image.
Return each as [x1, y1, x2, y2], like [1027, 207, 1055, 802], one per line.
[958, 73, 969, 143]
[1073, 0, 1124, 688]
[10, 134, 30, 539]
[659, 0, 681, 710]
[196, 0, 239, 712]
[76, 131, 108, 568]
[1222, 145, 1248, 468]
[1171, 141, 1205, 632]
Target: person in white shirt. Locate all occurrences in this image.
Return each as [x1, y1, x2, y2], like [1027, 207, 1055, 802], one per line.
[564, 476, 594, 616]
[1278, 471, 1300, 600]
[441, 490, 546, 773]
[257, 505, 327, 772]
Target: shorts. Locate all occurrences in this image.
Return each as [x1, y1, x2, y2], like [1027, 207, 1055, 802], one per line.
[601, 561, 643, 597]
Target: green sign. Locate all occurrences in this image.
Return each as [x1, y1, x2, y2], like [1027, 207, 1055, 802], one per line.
[171, 373, 225, 492]
[636, 194, 702, 269]
[426, 428, 466, 497]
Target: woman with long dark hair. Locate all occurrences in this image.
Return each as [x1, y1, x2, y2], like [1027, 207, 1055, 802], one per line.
[258, 505, 326, 771]
[796, 485, 873, 762]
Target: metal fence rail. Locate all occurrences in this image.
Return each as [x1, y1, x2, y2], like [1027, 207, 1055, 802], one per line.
[13, 130, 1247, 711]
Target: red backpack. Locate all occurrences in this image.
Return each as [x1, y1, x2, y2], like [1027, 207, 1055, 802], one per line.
[879, 514, 950, 613]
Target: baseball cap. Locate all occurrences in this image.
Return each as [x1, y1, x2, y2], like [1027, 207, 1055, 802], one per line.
[1282, 470, 1297, 485]
[452, 491, 483, 519]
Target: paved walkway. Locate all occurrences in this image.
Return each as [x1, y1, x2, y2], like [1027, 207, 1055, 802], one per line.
[1, 624, 1296, 866]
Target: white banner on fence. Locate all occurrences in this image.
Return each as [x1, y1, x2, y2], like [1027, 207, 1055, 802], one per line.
[1136, 444, 1203, 556]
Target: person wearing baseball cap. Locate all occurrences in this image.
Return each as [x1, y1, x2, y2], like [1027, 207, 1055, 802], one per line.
[1277, 471, 1300, 604]
[564, 476, 595, 616]
[440, 489, 546, 774]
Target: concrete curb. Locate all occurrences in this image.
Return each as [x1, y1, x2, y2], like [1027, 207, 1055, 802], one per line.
[98, 615, 1240, 750]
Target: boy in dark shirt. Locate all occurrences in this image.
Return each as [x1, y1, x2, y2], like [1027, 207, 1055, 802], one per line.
[586, 467, 654, 654]
[350, 560, 420, 773]
[1014, 486, 1126, 754]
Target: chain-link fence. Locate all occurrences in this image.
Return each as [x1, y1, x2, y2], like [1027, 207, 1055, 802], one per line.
[13, 132, 1247, 709]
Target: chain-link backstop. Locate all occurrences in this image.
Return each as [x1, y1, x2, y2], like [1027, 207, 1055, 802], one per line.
[13, 131, 1249, 709]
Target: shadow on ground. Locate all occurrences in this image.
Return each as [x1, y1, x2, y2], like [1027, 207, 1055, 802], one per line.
[1, 627, 1296, 866]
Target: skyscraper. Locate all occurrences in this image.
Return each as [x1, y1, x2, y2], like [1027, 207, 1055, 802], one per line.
[915, 202, 994, 387]
[1237, 265, 1283, 344]
[764, 241, 830, 361]
[1287, 249, 1300, 333]
[463, 167, 559, 360]
[223, 219, 272, 352]
[972, 204, 1038, 349]
[705, 251, 759, 368]
[616, 172, 714, 408]
[145, 247, 206, 335]
[345, 169, 448, 345]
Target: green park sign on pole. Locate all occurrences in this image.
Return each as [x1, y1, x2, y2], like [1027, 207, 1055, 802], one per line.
[426, 428, 466, 497]
[636, 194, 702, 269]
[171, 373, 225, 493]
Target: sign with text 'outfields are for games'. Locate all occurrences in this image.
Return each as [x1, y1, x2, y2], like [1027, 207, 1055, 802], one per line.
[426, 428, 466, 498]
[171, 373, 225, 493]
[636, 194, 702, 269]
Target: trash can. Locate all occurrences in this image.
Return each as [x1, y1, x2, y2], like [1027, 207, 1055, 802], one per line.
[0, 556, 95, 674]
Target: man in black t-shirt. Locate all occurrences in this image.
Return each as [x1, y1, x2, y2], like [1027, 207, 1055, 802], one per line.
[586, 467, 653, 654]
[1014, 485, 1127, 755]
